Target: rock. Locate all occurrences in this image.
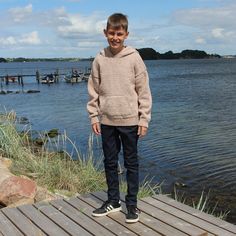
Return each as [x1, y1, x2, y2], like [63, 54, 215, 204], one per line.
[0, 90, 7, 95]
[34, 186, 57, 202]
[26, 90, 40, 93]
[0, 175, 37, 206]
[0, 157, 12, 169]
[46, 128, 59, 138]
[0, 157, 13, 184]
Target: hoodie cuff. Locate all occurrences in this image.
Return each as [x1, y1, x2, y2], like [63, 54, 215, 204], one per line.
[138, 119, 149, 128]
[91, 116, 99, 125]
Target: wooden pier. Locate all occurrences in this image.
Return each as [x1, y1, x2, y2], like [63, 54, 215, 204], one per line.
[0, 191, 235, 236]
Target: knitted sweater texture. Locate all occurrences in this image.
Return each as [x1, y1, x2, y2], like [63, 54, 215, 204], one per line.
[87, 46, 152, 127]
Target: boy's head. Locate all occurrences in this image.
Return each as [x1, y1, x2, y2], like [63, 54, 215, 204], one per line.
[106, 13, 128, 32]
[104, 13, 129, 54]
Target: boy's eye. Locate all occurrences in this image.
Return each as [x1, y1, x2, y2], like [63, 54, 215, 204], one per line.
[108, 31, 124, 37]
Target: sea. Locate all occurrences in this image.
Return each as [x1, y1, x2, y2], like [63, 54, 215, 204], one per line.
[0, 58, 236, 223]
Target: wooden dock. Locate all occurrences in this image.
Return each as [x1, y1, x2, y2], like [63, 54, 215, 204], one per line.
[0, 191, 235, 236]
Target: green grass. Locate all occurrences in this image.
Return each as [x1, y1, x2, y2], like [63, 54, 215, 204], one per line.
[0, 111, 160, 198]
[173, 187, 230, 220]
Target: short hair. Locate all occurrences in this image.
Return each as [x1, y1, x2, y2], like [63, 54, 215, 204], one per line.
[106, 13, 128, 31]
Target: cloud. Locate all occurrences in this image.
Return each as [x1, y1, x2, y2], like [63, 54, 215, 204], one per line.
[8, 4, 33, 23]
[172, 3, 236, 29]
[195, 37, 206, 44]
[56, 14, 105, 38]
[168, 2, 236, 53]
[0, 31, 41, 47]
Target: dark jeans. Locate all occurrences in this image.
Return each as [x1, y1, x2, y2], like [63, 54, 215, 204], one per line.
[101, 124, 139, 207]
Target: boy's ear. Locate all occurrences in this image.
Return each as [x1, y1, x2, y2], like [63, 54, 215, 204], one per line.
[103, 29, 107, 37]
[125, 31, 129, 39]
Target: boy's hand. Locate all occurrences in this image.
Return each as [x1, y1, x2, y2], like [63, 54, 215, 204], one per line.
[138, 126, 148, 137]
[92, 122, 101, 135]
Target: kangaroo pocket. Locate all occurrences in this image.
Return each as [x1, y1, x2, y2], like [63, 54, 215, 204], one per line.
[101, 96, 136, 118]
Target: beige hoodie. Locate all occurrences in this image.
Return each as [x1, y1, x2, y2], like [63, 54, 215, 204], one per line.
[87, 46, 152, 127]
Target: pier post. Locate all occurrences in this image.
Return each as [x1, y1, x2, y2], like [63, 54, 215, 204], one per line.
[5, 74, 9, 85]
[36, 70, 40, 84]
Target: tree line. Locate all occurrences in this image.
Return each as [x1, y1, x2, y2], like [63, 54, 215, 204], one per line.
[137, 48, 221, 60]
[1, 48, 221, 63]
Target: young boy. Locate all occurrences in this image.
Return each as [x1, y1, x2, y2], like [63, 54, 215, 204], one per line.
[87, 13, 152, 223]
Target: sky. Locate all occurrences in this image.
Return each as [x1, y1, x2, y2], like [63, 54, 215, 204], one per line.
[0, 0, 236, 58]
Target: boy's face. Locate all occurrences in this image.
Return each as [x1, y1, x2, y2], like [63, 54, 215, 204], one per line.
[104, 27, 129, 55]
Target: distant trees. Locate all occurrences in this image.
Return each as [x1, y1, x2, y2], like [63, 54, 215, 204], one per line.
[137, 48, 221, 60]
[136, 48, 157, 60]
[0, 57, 7, 63]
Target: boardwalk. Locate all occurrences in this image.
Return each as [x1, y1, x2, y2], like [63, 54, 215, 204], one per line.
[0, 191, 235, 236]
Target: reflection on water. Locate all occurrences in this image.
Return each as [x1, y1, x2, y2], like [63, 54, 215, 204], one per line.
[1, 59, 236, 223]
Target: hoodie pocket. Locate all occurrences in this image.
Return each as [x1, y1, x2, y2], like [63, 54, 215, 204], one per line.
[101, 96, 136, 118]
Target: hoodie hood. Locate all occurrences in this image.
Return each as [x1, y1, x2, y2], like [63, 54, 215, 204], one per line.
[100, 46, 137, 58]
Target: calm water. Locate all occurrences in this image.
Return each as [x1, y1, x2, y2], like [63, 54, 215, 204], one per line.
[1, 59, 236, 223]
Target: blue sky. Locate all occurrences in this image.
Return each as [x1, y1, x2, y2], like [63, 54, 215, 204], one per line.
[0, 0, 235, 58]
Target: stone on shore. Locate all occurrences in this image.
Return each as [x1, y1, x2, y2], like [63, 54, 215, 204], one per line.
[0, 175, 37, 207]
[0, 156, 59, 208]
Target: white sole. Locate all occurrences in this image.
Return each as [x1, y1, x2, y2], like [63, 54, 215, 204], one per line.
[125, 215, 139, 223]
[92, 206, 122, 217]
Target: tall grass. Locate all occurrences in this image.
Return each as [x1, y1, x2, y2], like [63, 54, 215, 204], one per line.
[173, 187, 230, 220]
[0, 111, 160, 198]
[0, 112, 106, 196]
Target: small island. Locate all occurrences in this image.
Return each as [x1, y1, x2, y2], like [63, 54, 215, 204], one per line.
[137, 48, 222, 60]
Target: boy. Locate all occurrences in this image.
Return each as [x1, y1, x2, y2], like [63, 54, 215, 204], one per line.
[87, 13, 152, 223]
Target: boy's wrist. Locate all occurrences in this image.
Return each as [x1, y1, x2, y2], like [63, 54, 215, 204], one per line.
[91, 116, 99, 125]
[138, 119, 149, 128]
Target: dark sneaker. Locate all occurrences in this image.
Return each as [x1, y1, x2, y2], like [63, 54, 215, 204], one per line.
[92, 201, 122, 217]
[125, 205, 140, 223]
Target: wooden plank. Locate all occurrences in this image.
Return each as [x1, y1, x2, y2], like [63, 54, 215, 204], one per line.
[1, 207, 45, 236]
[66, 195, 142, 236]
[78, 193, 162, 236]
[0, 211, 24, 236]
[91, 191, 189, 236]
[49, 199, 114, 236]
[34, 202, 92, 236]
[154, 194, 236, 234]
[142, 196, 234, 236]
[110, 191, 207, 236]
[17, 204, 69, 236]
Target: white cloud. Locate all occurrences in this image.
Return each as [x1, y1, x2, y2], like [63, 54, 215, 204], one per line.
[19, 31, 41, 45]
[211, 28, 224, 38]
[172, 4, 236, 29]
[169, 2, 236, 53]
[8, 4, 33, 23]
[0, 36, 17, 45]
[56, 14, 105, 37]
[195, 37, 206, 44]
[0, 31, 41, 47]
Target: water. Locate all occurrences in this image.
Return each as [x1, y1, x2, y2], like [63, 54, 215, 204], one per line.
[1, 59, 236, 223]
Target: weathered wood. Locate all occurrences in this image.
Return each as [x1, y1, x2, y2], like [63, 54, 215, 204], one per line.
[0, 211, 24, 236]
[95, 191, 209, 236]
[68, 195, 142, 236]
[142, 196, 234, 236]
[34, 202, 92, 236]
[17, 204, 69, 236]
[77, 193, 162, 236]
[0, 191, 235, 236]
[1, 207, 45, 236]
[154, 194, 236, 235]
[91, 191, 189, 236]
[49, 199, 115, 236]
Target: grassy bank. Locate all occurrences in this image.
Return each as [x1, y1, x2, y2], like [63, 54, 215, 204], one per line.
[0, 111, 160, 198]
